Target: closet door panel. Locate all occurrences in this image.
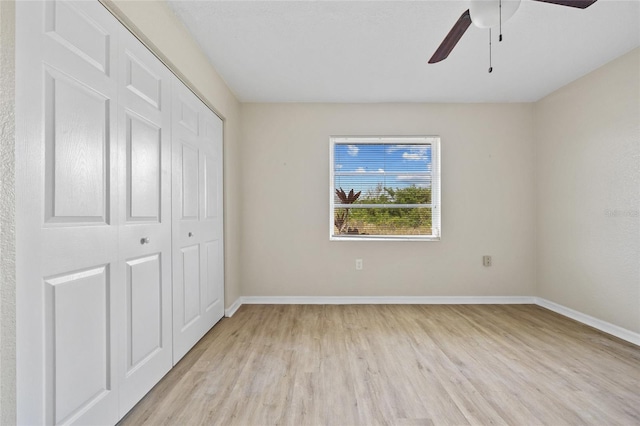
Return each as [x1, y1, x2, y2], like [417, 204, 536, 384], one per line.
[116, 27, 173, 417]
[124, 52, 161, 109]
[45, 266, 112, 426]
[172, 86, 204, 362]
[200, 111, 225, 321]
[44, 0, 110, 73]
[45, 69, 110, 222]
[181, 143, 201, 219]
[126, 254, 162, 367]
[172, 83, 224, 364]
[181, 244, 202, 325]
[16, 1, 120, 424]
[127, 115, 161, 221]
[204, 152, 219, 219]
[203, 239, 223, 311]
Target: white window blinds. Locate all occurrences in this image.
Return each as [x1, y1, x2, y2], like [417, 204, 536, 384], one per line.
[330, 136, 441, 240]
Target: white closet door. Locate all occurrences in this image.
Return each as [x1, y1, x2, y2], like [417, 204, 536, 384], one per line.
[171, 81, 224, 364]
[116, 28, 173, 415]
[16, 1, 120, 424]
[200, 108, 225, 326]
[18, 1, 226, 422]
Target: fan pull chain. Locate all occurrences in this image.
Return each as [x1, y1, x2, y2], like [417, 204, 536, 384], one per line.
[489, 28, 493, 73]
[499, 0, 503, 42]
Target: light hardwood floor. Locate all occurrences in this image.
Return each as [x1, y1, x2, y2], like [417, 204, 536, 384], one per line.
[119, 304, 640, 425]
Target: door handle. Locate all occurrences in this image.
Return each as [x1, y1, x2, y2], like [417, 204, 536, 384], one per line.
[140, 237, 150, 245]
[188, 232, 194, 237]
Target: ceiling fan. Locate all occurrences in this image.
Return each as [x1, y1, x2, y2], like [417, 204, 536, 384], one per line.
[428, 0, 598, 68]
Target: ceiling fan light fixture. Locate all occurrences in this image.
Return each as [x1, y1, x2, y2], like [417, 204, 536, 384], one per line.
[470, 0, 522, 28]
[428, 0, 599, 66]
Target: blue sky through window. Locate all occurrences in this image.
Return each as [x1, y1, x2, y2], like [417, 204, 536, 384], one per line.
[334, 143, 432, 195]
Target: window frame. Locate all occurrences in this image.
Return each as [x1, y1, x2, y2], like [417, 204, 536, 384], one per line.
[329, 136, 441, 242]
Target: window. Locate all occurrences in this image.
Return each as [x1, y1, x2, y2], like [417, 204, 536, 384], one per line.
[330, 136, 441, 241]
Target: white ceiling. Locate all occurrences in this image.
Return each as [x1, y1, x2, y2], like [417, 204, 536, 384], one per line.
[166, 0, 640, 103]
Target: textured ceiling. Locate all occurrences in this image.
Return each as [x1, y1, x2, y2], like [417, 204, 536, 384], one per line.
[166, 0, 640, 103]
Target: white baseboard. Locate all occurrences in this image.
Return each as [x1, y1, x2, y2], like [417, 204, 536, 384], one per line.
[224, 298, 243, 317]
[535, 298, 640, 346]
[240, 295, 535, 305]
[224, 295, 639, 346]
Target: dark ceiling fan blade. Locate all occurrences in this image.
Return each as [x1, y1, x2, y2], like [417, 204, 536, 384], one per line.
[428, 9, 472, 64]
[531, 0, 597, 9]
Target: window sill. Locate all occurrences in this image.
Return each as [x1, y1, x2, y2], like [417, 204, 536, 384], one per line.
[330, 235, 441, 242]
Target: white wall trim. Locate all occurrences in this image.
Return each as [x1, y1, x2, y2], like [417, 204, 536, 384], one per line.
[240, 295, 535, 305]
[535, 298, 640, 346]
[224, 298, 243, 317]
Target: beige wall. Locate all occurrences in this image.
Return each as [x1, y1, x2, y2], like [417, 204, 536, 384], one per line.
[102, 0, 243, 308]
[240, 103, 537, 297]
[534, 48, 640, 333]
[0, 0, 16, 422]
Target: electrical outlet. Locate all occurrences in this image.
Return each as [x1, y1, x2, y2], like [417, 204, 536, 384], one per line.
[355, 259, 363, 270]
[483, 255, 492, 267]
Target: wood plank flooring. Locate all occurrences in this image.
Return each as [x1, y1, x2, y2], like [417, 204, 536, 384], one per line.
[119, 304, 640, 426]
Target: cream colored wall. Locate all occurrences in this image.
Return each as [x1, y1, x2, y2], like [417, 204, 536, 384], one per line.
[0, 0, 16, 422]
[240, 103, 536, 297]
[102, 0, 243, 308]
[534, 48, 640, 333]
